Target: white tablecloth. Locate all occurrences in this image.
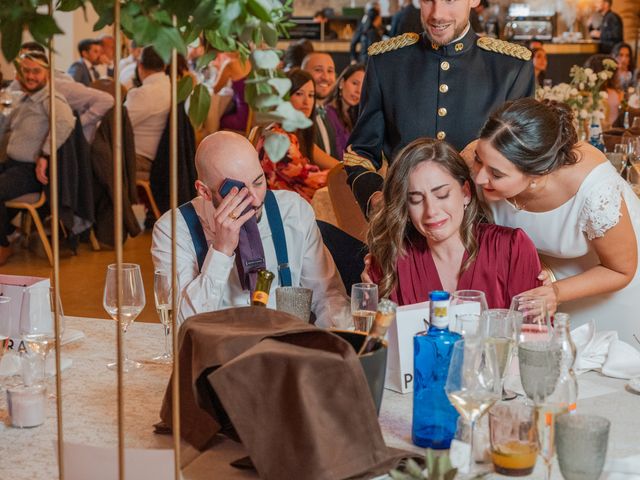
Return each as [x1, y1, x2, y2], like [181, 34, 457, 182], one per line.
[1, 316, 638, 479]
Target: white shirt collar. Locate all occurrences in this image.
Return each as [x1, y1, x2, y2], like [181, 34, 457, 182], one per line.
[448, 23, 471, 45]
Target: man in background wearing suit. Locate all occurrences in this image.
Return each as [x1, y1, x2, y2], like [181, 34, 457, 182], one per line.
[67, 39, 102, 86]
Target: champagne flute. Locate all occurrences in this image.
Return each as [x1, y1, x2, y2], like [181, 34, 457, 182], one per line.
[103, 263, 146, 372]
[351, 283, 378, 333]
[152, 270, 173, 364]
[481, 309, 521, 400]
[450, 290, 487, 336]
[445, 338, 502, 476]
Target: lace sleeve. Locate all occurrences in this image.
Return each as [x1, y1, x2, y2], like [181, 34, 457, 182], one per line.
[578, 177, 624, 240]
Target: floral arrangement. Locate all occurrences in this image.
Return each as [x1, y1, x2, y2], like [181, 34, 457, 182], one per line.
[535, 58, 618, 124]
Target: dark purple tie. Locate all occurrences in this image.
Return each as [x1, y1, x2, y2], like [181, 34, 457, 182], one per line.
[234, 216, 265, 293]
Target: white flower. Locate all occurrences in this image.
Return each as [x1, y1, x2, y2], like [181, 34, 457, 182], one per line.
[579, 109, 588, 119]
[589, 73, 598, 84]
[598, 71, 609, 80]
[570, 88, 579, 96]
[599, 91, 608, 99]
[579, 82, 585, 90]
[584, 68, 593, 76]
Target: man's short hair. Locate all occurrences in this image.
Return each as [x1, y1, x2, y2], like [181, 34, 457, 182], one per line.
[20, 41, 46, 54]
[78, 38, 99, 55]
[20, 51, 50, 68]
[139, 46, 165, 72]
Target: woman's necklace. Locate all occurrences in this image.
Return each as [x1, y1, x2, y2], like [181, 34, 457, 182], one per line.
[508, 176, 549, 211]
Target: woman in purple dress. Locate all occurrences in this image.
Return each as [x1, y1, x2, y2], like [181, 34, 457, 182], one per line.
[324, 64, 365, 160]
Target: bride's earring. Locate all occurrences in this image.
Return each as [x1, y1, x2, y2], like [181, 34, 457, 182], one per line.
[530, 180, 537, 189]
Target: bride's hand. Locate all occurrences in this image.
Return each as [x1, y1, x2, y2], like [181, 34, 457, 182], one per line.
[520, 283, 559, 316]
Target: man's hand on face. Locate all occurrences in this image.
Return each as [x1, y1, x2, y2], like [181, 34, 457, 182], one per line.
[211, 186, 257, 257]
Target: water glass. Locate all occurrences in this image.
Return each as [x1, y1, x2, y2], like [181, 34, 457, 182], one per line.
[276, 287, 313, 322]
[555, 414, 610, 480]
[518, 341, 561, 401]
[450, 290, 487, 319]
[510, 294, 551, 344]
[351, 283, 378, 333]
[489, 402, 538, 476]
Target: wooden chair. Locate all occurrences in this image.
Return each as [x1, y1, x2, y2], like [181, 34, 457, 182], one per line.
[135, 179, 161, 220]
[326, 164, 368, 243]
[6, 192, 52, 265]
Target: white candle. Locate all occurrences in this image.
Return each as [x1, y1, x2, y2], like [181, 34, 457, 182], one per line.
[7, 385, 46, 428]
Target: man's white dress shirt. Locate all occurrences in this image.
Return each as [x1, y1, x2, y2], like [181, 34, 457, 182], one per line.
[151, 190, 351, 328]
[124, 71, 171, 160]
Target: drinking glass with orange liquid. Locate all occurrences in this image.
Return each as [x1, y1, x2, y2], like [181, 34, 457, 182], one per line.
[489, 402, 538, 477]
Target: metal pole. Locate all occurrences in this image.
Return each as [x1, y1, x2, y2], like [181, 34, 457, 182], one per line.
[112, 2, 125, 479]
[169, 17, 182, 479]
[48, 2, 65, 478]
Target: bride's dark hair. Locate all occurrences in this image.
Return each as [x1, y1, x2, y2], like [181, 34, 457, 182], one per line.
[479, 98, 579, 176]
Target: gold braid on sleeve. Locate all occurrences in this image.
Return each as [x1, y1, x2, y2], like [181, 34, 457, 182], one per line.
[343, 146, 377, 172]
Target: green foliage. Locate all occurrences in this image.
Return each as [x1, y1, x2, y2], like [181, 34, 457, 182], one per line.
[0, 0, 297, 160]
[389, 450, 459, 480]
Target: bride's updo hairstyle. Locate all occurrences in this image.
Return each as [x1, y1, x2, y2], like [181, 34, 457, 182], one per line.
[479, 98, 579, 175]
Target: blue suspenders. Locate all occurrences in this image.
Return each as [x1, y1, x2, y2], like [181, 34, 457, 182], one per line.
[178, 190, 292, 287]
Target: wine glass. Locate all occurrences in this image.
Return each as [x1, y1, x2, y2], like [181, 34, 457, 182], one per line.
[152, 270, 173, 364]
[450, 290, 487, 337]
[445, 338, 502, 476]
[103, 263, 146, 372]
[481, 309, 521, 400]
[20, 288, 56, 388]
[351, 283, 378, 333]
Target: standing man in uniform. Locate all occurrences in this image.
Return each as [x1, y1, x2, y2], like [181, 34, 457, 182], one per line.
[344, 0, 535, 215]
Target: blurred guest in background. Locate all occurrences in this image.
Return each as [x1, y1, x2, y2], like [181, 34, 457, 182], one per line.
[213, 52, 251, 133]
[282, 39, 314, 72]
[301, 52, 338, 157]
[611, 42, 635, 91]
[323, 63, 365, 160]
[97, 35, 115, 78]
[68, 39, 102, 86]
[124, 46, 170, 180]
[366, 138, 541, 306]
[589, 0, 623, 54]
[256, 69, 339, 202]
[390, 0, 422, 37]
[350, 7, 385, 65]
[533, 47, 548, 87]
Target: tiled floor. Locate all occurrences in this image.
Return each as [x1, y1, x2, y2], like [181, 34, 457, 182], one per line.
[0, 230, 159, 323]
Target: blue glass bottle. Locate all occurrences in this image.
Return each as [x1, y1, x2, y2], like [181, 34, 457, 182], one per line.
[412, 291, 461, 449]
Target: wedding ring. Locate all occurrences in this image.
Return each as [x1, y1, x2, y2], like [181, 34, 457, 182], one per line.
[228, 212, 239, 220]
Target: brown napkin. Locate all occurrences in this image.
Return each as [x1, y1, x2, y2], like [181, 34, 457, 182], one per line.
[159, 306, 317, 450]
[210, 332, 392, 480]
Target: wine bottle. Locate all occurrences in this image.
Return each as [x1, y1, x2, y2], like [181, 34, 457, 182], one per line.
[358, 298, 397, 356]
[251, 269, 275, 307]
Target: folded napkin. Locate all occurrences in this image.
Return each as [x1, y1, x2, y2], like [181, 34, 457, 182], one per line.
[573, 321, 640, 379]
[605, 454, 640, 479]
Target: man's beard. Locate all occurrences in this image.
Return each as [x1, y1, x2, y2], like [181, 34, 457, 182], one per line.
[421, 18, 468, 47]
[20, 80, 46, 94]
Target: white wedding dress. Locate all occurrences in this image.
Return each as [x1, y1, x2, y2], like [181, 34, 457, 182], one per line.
[489, 162, 640, 344]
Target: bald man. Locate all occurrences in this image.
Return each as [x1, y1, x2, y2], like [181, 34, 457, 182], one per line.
[151, 131, 350, 328]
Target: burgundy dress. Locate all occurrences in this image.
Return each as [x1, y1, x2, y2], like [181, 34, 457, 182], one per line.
[371, 223, 542, 308]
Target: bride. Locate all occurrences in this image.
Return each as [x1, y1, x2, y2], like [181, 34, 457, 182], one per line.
[464, 98, 640, 343]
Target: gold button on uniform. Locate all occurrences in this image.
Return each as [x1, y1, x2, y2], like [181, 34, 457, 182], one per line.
[439, 84, 449, 93]
[437, 131, 446, 140]
[440, 61, 450, 71]
[455, 42, 464, 52]
[438, 107, 447, 117]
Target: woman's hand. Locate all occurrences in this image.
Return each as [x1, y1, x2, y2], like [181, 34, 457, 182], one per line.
[361, 253, 373, 283]
[520, 283, 559, 316]
[537, 269, 553, 286]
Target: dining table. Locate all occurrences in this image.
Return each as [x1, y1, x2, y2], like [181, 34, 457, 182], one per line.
[1, 316, 638, 479]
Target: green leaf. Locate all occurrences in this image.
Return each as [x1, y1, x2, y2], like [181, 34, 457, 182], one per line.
[196, 50, 218, 70]
[268, 77, 291, 97]
[135, 16, 160, 45]
[205, 30, 236, 52]
[152, 10, 173, 25]
[252, 49, 279, 69]
[254, 94, 282, 109]
[188, 83, 212, 128]
[192, 0, 218, 27]
[1, 17, 23, 62]
[177, 75, 194, 103]
[93, 7, 114, 30]
[153, 25, 187, 63]
[222, 1, 242, 24]
[58, 0, 84, 12]
[263, 131, 290, 163]
[124, 2, 141, 16]
[247, 0, 272, 22]
[261, 23, 278, 47]
[30, 14, 64, 46]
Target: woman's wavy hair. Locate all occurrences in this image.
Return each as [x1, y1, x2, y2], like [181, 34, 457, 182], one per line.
[367, 138, 483, 299]
[325, 63, 365, 131]
[286, 68, 316, 160]
[479, 98, 579, 176]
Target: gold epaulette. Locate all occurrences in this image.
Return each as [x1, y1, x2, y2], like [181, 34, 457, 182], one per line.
[343, 146, 376, 172]
[368, 32, 420, 57]
[477, 37, 532, 61]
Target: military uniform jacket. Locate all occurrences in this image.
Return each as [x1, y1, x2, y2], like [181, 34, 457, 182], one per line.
[345, 28, 535, 214]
